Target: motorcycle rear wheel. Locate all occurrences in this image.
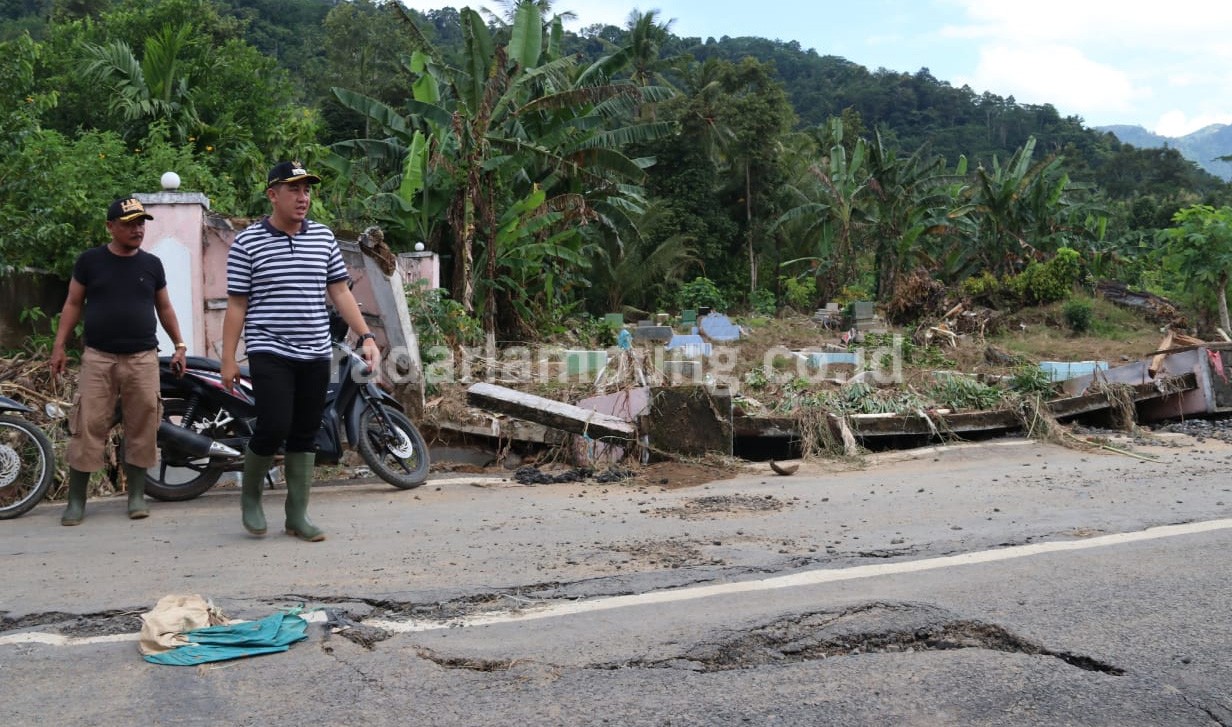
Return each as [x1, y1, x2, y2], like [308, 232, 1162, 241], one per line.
[357, 405, 429, 489]
[0, 415, 55, 519]
[145, 398, 231, 502]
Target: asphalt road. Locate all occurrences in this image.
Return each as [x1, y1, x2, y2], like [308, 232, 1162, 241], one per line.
[3, 434, 1231, 725]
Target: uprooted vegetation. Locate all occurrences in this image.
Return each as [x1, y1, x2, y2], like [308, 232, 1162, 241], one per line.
[420, 284, 1178, 462]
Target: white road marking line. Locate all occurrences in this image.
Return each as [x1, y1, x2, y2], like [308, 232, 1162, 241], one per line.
[0, 632, 139, 647]
[5, 518, 1229, 646]
[369, 518, 1232, 632]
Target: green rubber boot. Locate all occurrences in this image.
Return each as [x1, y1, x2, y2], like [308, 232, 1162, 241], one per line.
[124, 462, 150, 519]
[283, 451, 324, 542]
[241, 448, 274, 536]
[60, 468, 90, 526]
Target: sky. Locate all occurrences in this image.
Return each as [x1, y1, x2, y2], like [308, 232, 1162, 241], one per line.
[399, 0, 1232, 138]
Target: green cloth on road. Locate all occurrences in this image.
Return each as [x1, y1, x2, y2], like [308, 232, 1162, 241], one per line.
[143, 611, 308, 666]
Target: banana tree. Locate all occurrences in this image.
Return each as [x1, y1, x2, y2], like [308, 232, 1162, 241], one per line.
[775, 119, 873, 301]
[863, 129, 953, 296]
[330, 0, 673, 337]
[948, 136, 1075, 277]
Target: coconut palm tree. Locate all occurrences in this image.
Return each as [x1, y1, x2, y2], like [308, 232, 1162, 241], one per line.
[80, 23, 205, 143]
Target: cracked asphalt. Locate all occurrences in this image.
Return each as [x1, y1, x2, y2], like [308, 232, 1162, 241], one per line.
[3, 433, 1232, 725]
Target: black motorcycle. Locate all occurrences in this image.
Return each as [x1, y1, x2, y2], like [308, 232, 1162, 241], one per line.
[0, 395, 56, 519]
[147, 320, 430, 501]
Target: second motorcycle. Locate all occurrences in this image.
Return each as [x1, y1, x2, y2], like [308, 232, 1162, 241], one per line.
[148, 315, 429, 501]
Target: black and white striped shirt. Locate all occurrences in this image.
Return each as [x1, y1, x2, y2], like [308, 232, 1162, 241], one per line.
[226, 218, 349, 360]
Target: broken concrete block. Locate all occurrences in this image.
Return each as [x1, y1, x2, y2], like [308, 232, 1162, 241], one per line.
[643, 386, 733, 457]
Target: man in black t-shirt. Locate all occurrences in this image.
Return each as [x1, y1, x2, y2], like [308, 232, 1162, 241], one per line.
[50, 196, 188, 526]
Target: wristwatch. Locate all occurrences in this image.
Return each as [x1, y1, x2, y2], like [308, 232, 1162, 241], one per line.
[174, 342, 187, 350]
[357, 332, 377, 345]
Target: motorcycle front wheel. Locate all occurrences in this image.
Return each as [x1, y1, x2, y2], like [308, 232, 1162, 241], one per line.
[357, 405, 429, 489]
[145, 398, 231, 501]
[0, 414, 55, 520]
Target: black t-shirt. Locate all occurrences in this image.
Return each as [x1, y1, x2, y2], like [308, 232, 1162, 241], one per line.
[73, 245, 167, 354]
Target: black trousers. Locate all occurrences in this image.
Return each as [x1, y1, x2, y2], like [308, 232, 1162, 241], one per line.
[247, 352, 331, 456]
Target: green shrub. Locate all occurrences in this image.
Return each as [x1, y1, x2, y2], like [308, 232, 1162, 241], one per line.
[926, 374, 1005, 411]
[960, 271, 1001, 300]
[750, 288, 777, 316]
[1062, 298, 1093, 333]
[677, 277, 729, 311]
[405, 280, 481, 362]
[1008, 365, 1057, 396]
[1007, 248, 1082, 305]
[780, 276, 816, 311]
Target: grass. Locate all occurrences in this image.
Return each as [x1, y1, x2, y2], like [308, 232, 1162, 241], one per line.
[989, 296, 1165, 364]
[716, 293, 1177, 418]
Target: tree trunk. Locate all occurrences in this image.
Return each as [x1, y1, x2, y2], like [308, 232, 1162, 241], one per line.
[746, 164, 756, 296]
[1219, 271, 1231, 336]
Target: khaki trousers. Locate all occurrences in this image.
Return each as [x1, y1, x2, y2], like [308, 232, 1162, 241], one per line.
[66, 347, 162, 471]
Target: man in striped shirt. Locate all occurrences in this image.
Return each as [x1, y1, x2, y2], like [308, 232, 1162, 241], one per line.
[220, 161, 380, 542]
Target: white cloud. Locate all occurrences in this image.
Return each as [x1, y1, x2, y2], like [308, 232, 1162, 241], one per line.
[1154, 111, 1232, 139]
[962, 44, 1136, 117]
[940, 0, 1232, 134]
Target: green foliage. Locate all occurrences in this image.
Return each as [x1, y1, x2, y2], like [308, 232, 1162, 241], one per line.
[856, 332, 955, 369]
[0, 123, 238, 277]
[3, 0, 1231, 327]
[925, 374, 1006, 411]
[960, 271, 1001, 300]
[568, 315, 617, 349]
[1062, 298, 1093, 333]
[403, 280, 481, 364]
[676, 276, 729, 311]
[1007, 365, 1057, 397]
[12, 306, 70, 357]
[832, 284, 871, 307]
[1159, 204, 1232, 328]
[1005, 247, 1082, 306]
[750, 288, 777, 316]
[741, 366, 769, 391]
[799, 381, 927, 415]
[779, 275, 815, 311]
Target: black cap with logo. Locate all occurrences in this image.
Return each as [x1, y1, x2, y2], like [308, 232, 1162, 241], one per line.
[107, 196, 154, 222]
[266, 161, 322, 188]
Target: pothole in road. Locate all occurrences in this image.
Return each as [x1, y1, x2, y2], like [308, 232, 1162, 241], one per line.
[649, 494, 788, 520]
[1, 609, 143, 637]
[627, 601, 1126, 675]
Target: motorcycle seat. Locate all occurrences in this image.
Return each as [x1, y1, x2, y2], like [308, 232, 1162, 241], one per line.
[159, 355, 251, 378]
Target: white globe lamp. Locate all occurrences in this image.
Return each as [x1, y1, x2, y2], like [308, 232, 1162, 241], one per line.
[160, 171, 181, 191]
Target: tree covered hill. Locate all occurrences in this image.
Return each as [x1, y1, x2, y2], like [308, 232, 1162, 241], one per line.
[678, 34, 1227, 196]
[3, 0, 1232, 338]
[3, 0, 1226, 197]
[1098, 124, 1232, 182]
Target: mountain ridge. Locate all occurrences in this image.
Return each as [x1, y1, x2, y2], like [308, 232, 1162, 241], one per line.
[1097, 123, 1232, 181]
